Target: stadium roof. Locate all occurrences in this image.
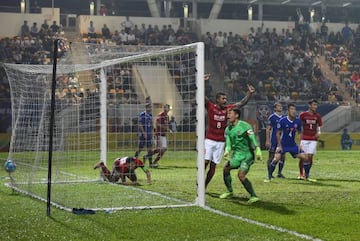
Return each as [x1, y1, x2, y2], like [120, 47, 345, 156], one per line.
[167, 0, 360, 8]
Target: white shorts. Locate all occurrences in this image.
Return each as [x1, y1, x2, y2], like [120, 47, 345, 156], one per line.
[300, 140, 318, 154]
[205, 138, 225, 165]
[156, 136, 167, 149]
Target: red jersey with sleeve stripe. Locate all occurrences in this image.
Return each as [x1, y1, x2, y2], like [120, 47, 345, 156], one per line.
[206, 101, 236, 142]
[113, 157, 145, 174]
[299, 111, 322, 141]
[155, 111, 169, 136]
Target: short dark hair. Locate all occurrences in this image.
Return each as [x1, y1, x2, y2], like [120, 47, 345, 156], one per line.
[126, 157, 134, 163]
[308, 99, 318, 105]
[230, 108, 241, 118]
[287, 103, 296, 109]
[274, 102, 282, 109]
[216, 92, 226, 99]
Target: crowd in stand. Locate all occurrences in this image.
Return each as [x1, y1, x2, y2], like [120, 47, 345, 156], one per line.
[324, 24, 360, 104]
[2, 17, 360, 134]
[0, 20, 66, 64]
[83, 18, 197, 46]
[201, 22, 360, 104]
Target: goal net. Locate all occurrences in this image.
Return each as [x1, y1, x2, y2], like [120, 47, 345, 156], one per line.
[3, 41, 205, 212]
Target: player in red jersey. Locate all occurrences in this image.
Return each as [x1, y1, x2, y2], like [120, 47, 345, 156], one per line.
[93, 156, 151, 185]
[150, 104, 171, 168]
[204, 74, 255, 188]
[298, 99, 322, 181]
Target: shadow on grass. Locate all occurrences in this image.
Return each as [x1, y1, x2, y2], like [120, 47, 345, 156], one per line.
[289, 179, 341, 187]
[47, 214, 114, 239]
[206, 192, 296, 215]
[317, 178, 360, 183]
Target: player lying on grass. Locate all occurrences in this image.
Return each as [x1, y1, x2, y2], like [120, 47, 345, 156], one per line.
[94, 156, 151, 185]
[219, 108, 262, 203]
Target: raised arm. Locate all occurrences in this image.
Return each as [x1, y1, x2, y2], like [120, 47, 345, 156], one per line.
[204, 74, 211, 105]
[205, 95, 210, 105]
[234, 84, 255, 108]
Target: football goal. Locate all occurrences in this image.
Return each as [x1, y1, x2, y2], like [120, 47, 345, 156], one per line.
[3, 40, 205, 213]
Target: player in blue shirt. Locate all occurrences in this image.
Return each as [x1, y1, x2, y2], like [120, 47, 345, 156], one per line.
[265, 102, 286, 181]
[265, 103, 308, 182]
[134, 102, 154, 166]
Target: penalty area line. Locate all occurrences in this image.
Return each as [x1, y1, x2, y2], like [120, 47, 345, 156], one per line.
[202, 206, 323, 241]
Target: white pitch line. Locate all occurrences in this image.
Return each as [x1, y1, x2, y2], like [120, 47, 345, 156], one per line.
[203, 205, 324, 241]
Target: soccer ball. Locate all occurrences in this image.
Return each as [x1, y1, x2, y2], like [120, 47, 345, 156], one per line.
[4, 160, 16, 173]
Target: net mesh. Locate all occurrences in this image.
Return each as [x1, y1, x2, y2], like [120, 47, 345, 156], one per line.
[3, 41, 205, 211]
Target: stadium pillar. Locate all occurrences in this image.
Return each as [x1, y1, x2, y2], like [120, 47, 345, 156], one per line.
[147, 0, 161, 17]
[25, 0, 30, 13]
[208, 0, 224, 19]
[258, 3, 263, 21]
[96, 0, 101, 16]
[163, 0, 172, 17]
[192, 0, 198, 19]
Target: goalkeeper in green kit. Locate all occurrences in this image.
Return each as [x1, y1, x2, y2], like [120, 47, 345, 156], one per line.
[219, 108, 262, 203]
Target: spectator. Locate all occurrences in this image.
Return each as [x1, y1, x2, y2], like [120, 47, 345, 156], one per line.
[341, 128, 353, 150]
[41, 20, 49, 31]
[101, 24, 111, 39]
[111, 30, 121, 44]
[119, 29, 128, 44]
[88, 21, 96, 38]
[21, 20, 30, 37]
[99, 4, 108, 16]
[169, 116, 177, 132]
[122, 16, 133, 34]
[50, 21, 60, 34]
[30, 22, 38, 37]
[127, 30, 136, 45]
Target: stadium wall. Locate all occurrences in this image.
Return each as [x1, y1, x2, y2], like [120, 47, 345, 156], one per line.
[0, 12, 358, 38]
[76, 16, 359, 38]
[0, 9, 60, 37]
[77, 15, 181, 36]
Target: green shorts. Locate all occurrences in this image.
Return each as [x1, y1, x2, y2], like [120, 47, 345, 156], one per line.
[229, 151, 254, 173]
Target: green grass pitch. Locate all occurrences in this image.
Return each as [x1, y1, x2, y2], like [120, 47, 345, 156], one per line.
[1, 150, 359, 241]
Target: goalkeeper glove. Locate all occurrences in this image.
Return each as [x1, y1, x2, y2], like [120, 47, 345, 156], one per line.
[223, 150, 231, 160]
[255, 147, 262, 161]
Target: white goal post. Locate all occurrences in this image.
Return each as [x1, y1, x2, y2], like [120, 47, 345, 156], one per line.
[3, 41, 205, 212]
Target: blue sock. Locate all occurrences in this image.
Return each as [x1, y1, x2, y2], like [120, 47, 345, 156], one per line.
[278, 161, 284, 175]
[268, 161, 276, 179]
